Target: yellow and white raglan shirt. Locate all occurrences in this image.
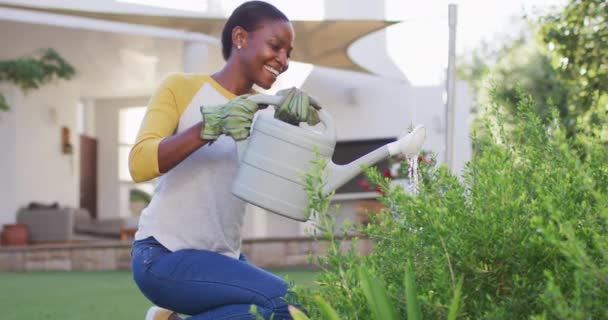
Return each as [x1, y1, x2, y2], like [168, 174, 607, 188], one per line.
[129, 73, 246, 258]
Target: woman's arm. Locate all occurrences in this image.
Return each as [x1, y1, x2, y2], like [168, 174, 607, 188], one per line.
[129, 74, 205, 182]
[157, 121, 209, 174]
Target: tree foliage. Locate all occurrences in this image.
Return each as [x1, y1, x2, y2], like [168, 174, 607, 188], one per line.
[539, 0, 608, 118]
[460, 0, 608, 139]
[459, 36, 572, 134]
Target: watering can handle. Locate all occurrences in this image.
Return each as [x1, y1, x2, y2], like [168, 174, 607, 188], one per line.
[247, 94, 282, 106]
[247, 93, 321, 109]
[247, 94, 335, 140]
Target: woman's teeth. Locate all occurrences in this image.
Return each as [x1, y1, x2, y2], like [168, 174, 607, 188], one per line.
[264, 65, 279, 77]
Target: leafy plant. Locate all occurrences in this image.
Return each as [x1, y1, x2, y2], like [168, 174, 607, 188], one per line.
[0, 48, 76, 111]
[292, 88, 608, 319]
[287, 263, 462, 320]
[358, 266, 398, 320]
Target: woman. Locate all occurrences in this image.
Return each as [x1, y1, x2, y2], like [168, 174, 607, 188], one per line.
[129, 2, 315, 319]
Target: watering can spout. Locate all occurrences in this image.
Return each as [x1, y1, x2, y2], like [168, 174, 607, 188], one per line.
[322, 125, 427, 195]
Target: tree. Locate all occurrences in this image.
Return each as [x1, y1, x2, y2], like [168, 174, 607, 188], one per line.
[461, 36, 569, 119]
[539, 0, 608, 133]
[460, 0, 608, 140]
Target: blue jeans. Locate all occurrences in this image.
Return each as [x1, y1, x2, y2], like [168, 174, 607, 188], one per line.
[131, 236, 295, 319]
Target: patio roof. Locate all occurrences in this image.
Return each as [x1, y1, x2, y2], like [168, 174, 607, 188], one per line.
[1, 3, 396, 73]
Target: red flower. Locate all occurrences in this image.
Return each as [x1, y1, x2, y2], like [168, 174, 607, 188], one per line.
[357, 179, 371, 191]
[375, 186, 384, 195]
[382, 169, 392, 179]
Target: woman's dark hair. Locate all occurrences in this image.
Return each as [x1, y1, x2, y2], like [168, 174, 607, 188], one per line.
[221, 1, 289, 60]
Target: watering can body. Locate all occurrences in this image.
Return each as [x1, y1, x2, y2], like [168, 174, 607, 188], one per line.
[232, 108, 336, 221]
[232, 94, 426, 222]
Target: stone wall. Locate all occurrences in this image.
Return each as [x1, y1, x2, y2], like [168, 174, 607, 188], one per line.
[241, 236, 373, 269]
[0, 241, 131, 272]
[0, 237, 372, 272]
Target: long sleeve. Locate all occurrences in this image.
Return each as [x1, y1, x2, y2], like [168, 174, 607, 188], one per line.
[128, 74, 183, 182]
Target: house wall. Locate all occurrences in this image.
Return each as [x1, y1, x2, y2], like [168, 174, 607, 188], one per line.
[0, 86, 18, 225]
[0, 20, 183, 224]
[303, 67, 416, 140]
[13, 83, 81, 214]
[0, 79, 80, 225]
[303, 67, 472, 170]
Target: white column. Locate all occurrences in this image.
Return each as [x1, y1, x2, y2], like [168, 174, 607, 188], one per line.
[446, 4, 458, 170]
[95, 101, 119, 220]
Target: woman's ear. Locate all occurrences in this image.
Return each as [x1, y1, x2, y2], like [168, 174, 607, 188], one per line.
[231, 26, 247, 50]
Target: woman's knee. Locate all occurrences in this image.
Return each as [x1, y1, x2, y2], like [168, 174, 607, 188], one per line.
[256, 299, 291, 319]
[258, 288, 299, 319]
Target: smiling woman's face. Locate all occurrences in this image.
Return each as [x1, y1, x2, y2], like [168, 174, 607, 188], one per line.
[239, 19, 294, 89]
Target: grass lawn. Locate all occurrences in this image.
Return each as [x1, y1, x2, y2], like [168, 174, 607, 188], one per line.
[0, 270, 317, 320]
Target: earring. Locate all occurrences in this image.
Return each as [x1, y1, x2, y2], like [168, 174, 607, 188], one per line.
[237, 45, 242, 50]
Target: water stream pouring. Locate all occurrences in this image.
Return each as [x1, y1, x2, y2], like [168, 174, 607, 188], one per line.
[232, 93, 426, 221]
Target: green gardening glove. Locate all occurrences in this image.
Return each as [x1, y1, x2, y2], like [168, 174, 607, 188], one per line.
[200, 95, 259, 141]
[274, 87, 322, 126]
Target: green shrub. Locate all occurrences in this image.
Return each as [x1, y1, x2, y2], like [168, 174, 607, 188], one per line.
[294, 89, 608, 319]
[287, 263, 463, 320]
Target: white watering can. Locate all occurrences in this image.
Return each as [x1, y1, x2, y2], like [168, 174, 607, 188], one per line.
[232, 94, 426, 221]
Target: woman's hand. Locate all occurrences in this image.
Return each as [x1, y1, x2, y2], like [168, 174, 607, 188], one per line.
[275, 87, 322, 126]
[200, 95, 259, 141]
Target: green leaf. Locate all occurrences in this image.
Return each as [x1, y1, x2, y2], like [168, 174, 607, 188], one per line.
[404, 263, 422, 320]
[288, 305, 311, 320]
[447, 276, 464, 320]
[358, 267, 398, 320]
[314, 295, 341, 320]
[249, 305, 265, 320]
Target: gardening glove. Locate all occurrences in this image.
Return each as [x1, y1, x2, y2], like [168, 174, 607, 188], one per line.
[274, 87, 322, 126]
[200, 95, 259, 141]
